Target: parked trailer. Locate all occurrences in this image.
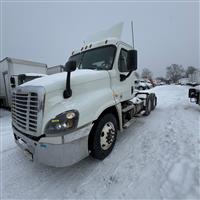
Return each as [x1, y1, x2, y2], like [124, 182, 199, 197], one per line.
[188, 70, 200, 86]
[47, 65, 64, 75]
[0, 57, 47, 108]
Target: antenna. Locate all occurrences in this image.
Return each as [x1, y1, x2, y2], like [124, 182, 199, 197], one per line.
[131, 21, 134, 48]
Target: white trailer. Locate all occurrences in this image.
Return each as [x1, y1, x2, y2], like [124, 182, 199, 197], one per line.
[188, 70, 200, 86]
[191, 70, 200, 84]
[0, 57, 47, 108]
[47, 65, 64, 75]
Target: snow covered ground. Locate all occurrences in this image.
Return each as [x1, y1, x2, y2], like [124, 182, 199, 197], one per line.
[0, 85, 199, 199]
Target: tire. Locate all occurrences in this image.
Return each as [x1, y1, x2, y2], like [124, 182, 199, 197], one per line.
[150, 94, 157, 110]
[143, 96, 152, 116]
[89, 114, 118, 160]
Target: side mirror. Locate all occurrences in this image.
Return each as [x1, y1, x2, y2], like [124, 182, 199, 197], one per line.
[120, 49, 137, 81]
[18, 74, 26, 84]
[64, 60, 77, 72]
[63, 60, 76, 99]
[127, 49, 137, 71]
[10, 77, 16, 88]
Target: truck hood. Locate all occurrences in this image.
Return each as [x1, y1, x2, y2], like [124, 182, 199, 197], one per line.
[21, 69, 109, 92]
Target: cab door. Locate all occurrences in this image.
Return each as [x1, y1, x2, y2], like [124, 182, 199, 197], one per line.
[109, 43, 136, 104]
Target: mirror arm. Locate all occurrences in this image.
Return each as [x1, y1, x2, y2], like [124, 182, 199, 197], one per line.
[63, 72, 72, 98]
[120, 70, 133, 81]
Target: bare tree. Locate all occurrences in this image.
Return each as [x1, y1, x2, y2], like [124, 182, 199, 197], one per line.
[141, 68, 153, 79]
[166, 64, 185, 83]
[185, 66, 198, 77]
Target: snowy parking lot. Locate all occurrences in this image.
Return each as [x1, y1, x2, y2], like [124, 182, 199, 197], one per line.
[0, 85, 199, 199]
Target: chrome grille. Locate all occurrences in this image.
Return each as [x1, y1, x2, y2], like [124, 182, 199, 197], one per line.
[11, 86, 45, 135]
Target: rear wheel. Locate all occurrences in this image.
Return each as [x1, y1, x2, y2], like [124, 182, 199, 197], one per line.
[89, 114, 117, 160]
[150, 94, 157, 110]
[144, 96, 152, 116]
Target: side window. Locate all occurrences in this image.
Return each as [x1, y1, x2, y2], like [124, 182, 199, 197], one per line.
[118, 49, 128, 72]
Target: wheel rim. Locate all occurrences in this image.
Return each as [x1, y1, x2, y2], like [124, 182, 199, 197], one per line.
[100, 122, 116, 150]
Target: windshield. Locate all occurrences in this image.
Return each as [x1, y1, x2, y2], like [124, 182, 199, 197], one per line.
[68, 45, 116, 70]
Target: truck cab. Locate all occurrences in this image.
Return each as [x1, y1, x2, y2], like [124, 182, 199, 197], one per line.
[12, 39, 157, 167]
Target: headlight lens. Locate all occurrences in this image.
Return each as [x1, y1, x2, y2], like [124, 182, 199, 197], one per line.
[45, 110, 79, 135]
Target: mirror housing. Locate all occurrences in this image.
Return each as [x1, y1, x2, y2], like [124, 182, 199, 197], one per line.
[10, 77, 16, 88]
[63, 60, 76, 99]
[120, 49, 137, 81]
[127, 49, 137, 71]
[64, 60, 77, 72]
[18, 74, 26, 84]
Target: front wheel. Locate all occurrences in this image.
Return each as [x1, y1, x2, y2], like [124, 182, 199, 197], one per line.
[89, 114, 118, 160]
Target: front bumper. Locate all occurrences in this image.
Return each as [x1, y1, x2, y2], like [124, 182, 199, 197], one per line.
[13, 124, 93, 167]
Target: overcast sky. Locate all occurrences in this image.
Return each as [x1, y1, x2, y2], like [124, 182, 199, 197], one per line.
[1, 1, 199, 77]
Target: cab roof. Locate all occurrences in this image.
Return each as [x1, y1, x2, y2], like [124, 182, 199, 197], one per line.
[71, 38, 133, 56]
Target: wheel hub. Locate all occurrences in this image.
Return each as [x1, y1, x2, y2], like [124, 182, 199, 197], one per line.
[100, 122, 115, 150]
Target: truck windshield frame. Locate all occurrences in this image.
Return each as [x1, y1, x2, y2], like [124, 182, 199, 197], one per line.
[68, 45, 117, 71]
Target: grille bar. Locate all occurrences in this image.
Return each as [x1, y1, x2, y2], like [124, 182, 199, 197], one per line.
[15, 103, 28, 108]
[12, 113, 26, 122]
[12, 98, 28, 102]
[12, 109, 27, 117]
[12, 118, 26, 128]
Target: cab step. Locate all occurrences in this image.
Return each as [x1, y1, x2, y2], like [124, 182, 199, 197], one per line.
[123, 118, 137, 129]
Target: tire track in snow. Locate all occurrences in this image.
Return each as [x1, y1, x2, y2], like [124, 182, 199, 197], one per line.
[1, 86, 200, 199]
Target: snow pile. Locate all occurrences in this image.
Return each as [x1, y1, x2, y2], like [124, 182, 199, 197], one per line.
[0, 85, 199, 199]
[161, 158, 199, 199]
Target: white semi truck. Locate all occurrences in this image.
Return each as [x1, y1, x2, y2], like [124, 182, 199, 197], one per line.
[12, 38, 157, 167]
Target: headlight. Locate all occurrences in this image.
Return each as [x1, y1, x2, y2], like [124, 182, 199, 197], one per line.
[45, 110, 79, 135]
